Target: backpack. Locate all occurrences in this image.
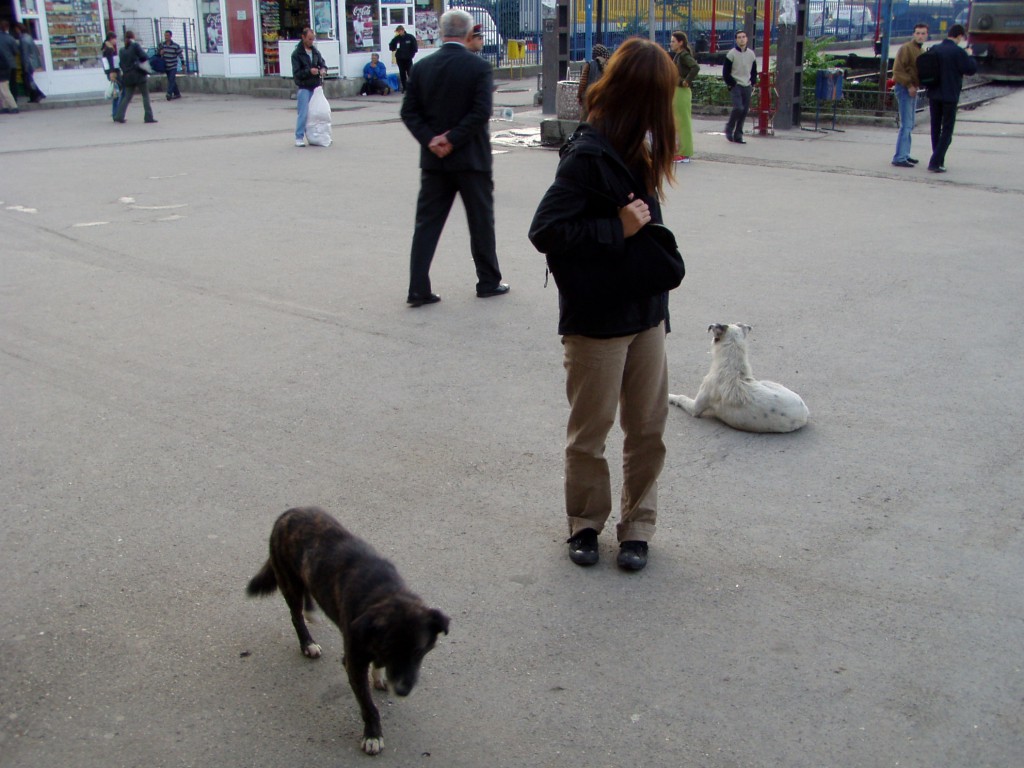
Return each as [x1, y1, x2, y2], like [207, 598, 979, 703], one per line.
[916, 49, 940, 87]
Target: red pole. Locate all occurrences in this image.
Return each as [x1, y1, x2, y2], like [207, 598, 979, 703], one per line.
[710, 0, 718, 53]
[758, 0, 772, 134]
[105, 0, 115, 32]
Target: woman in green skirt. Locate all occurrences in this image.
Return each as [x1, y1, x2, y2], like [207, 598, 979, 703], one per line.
[669, 31, 700, 163]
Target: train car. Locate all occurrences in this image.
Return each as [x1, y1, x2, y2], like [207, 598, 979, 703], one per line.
[967, 0, 1024, 81]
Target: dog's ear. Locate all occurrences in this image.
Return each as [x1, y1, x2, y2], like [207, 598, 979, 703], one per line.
[350, 611, 388, 646]
[737, 324, 751, 338]
[709, 324, 726, 341]
[427, 608, 450, 637]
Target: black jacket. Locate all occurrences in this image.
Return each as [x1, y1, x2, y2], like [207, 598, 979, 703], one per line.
[118, 41, 149, 85]
[292, 43, 326, 91]
[400, 42, 494, 173]
[529, 124, 670, 338]
[389, 32, 418, 62]
[927, 38, 978, 103]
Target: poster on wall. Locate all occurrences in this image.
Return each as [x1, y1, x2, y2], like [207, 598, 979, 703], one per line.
[415, 10, 438, 48]
[205, 13, 223, 52]
[346, 0, 379, 50]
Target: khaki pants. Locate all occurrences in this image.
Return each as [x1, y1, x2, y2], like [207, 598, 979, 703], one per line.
[562, 323, 668, 543]
[0, 79, 17, 110]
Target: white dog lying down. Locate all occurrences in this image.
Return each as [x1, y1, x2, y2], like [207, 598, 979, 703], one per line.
[669, 323, 809, 433]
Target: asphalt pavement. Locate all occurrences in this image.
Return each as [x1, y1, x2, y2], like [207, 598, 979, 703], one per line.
[2, 82, 1023, 768]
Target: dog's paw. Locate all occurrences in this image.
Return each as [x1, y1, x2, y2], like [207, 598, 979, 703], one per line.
[361, 736, 384, 755]
[302, 643, 322, 659]
[370, 666, 388, 691]
[668, 394, 696, 414]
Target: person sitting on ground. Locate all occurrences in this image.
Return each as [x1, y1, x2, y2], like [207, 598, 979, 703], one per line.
[360, 53, 391, 95]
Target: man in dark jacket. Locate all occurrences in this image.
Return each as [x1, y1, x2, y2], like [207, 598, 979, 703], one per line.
[400, 9, 508, 306]
[291, 27, 326, 147]
[114, 31, 156, 123]
[926, 24, 978, 173]
[0, 21, 18, 113]
[388, 25, 417, 93]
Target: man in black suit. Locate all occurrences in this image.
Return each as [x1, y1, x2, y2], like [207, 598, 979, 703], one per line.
[400, 9, 509, 307]
[926, 24, 977, 173]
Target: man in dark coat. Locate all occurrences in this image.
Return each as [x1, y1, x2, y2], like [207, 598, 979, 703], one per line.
[399, 9, 508, 306]
[926, 23, 978, 173]
[388, 25, 417, 93]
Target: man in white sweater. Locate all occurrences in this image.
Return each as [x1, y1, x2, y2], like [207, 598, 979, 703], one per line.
[723, 31, 757, 143]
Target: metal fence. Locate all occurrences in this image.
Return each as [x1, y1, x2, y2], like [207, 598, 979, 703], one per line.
[447, 1, 967, 68]
[158, 18, 200, 74]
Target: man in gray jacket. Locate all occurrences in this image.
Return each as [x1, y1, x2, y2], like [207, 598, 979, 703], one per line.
[723, 30, 756, 143]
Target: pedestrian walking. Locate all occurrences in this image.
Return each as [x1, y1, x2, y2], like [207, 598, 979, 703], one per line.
[114, 31, 156, 124]
[0, 20, 19, 114]
[669, 31, 700, 163]
[159, 30, 185, 100]
[388, 25, 417, 93]
[576, 43, 609, 121]
[891, 23, 928, 168]
[291, 28, 326, 147]
[399, 9, 508, 307]
[529, 38, 679, 573]
[723, 30, 756, 143]
[14, 22, 45, 103]
[100, 32, 121, 120]
[926, 23, 978, 173]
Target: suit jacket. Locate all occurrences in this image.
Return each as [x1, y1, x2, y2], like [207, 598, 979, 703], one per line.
[400, 42, 494, 173]
[927, 38, 977, 103]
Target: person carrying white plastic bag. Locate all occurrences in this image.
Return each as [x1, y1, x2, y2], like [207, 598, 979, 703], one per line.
[305, 86, 332, 147]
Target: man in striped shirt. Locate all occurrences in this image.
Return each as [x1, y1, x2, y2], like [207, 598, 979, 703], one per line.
[159, 30, 185, 100]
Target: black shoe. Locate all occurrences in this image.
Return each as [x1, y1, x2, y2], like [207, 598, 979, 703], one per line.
[907, 157, 920, 164]
[113, 117, 126, 123]
[173, 93, 182, 99]
[725, 134, 735, 142]
[616, 541, 648, 571]
[477, 283, 510, 299]
[407, 292, 441, 307]
[891, 160, 914, 168]
[928, 165, 946, 173]
[734, 137, 747, 144]
[145, 118, 158, 123]
[567, 528, 599, 566]
[166, 94, 173, 100]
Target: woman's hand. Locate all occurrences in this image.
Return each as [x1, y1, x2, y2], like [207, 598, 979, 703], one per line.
[619, 194, 651, 238]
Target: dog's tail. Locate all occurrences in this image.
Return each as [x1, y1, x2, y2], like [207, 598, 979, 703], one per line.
[246, 560, 278, 597]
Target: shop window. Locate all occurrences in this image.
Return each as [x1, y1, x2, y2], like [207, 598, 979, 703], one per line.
[40, 0, 102, 70]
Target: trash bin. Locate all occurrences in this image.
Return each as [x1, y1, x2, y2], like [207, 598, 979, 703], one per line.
[815, 68, 844, 101]
[556, 80, 580, 120]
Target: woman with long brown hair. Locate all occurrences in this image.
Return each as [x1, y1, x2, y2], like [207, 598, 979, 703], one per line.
[670, 30, 700, 162]
[529, 38, 679, 572]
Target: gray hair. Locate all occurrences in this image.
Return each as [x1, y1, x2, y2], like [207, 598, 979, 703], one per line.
[440, 9, 473, 39]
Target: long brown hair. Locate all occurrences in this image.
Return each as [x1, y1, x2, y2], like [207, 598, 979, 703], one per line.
[585, 37, 677, 199]
[672, 30, 692, 55]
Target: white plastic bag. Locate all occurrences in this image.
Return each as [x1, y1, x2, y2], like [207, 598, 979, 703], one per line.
[305, 87, 333, 147]
[104, 80, 119, 100]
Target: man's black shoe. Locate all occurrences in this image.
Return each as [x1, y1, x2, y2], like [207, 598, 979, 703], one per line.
[907, 157, 920, 164]
[928, 165, 946, 173]
[616, 541, 648, 571]
[734, 138, 747, 144]
[891, 160, 915, 168]
[567, 528, 599, 566]
[407, 292, 441, 307]
[476, 283, 510, 298]
[725, 134, 736, 142]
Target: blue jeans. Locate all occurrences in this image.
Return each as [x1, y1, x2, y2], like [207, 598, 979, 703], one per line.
[295, 88, 312, 140]
[166, 67, 180, 97]
[725, 85, 752, 139]
[893, 84, 915, 163]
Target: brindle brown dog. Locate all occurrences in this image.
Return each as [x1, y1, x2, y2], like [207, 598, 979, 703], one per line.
[247, 506, 449, 755]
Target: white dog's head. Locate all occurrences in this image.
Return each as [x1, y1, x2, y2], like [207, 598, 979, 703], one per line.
[709, 323, 751, 345]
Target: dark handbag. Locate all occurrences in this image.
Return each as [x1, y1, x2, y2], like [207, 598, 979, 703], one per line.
[546, 222, 685, 305]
